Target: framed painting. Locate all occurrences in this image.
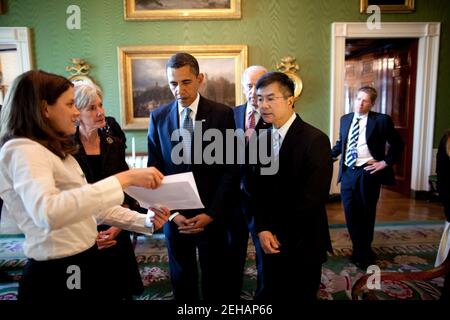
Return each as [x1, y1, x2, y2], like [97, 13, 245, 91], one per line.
[124, 0, 241, 20]
[118, 44, 248, 130]
[360, 0, 415, 13]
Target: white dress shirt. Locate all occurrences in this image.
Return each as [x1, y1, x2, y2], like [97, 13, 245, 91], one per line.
[273, 112, 297, 146]
[345, 113, 374, 166]
[0, 138, 153, 261]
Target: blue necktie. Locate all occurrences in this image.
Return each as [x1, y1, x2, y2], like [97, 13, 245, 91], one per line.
[345, 117, 361, 168]
[181, 107, 193, 162]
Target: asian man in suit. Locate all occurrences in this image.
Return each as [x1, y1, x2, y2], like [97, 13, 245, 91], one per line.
[228, 65, 269, 299]
[147, 52, 238, 301]
[249, 72, 333, 301]
[331, 86, 404, 270]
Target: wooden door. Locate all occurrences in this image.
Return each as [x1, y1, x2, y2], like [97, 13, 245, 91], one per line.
[345, 38, 418, 196]
[387, 40, 417, 195]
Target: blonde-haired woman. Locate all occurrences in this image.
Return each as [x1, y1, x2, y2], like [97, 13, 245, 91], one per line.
[72, 82, 144, 300]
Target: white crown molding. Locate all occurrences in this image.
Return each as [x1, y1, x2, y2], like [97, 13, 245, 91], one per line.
[330, 22, 441, 192]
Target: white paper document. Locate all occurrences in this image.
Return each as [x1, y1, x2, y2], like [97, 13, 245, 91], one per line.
[124, 172, 204, 211]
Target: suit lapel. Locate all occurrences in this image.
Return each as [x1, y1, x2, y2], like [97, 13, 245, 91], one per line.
[366, 111, 376, 140]
[279, 114, 301, 160]
[255, 116, 270, 130]
[195, 96, 210, 132]
[99, 131, 109, 173]
[166, 101, 182, 160]
[168, 101, 179, 132]
[235, 104, 246, 130]
[342, 113, 354, 146]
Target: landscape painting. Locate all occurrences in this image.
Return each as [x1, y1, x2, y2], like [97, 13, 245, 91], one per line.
[124, 0, 241, 20]
[118, 45, 247, 129]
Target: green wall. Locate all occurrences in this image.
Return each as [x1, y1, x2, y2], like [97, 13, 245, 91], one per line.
[1, 0, 449, 152]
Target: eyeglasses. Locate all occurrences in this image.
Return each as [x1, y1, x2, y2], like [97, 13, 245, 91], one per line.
[256, 95, 288, 104]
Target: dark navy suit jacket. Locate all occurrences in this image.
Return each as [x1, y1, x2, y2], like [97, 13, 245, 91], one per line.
[233, 103, 247, 132]
[147, 96, 238, 220]
[233, 104, 271, 197]
[331, 111, 404, 185]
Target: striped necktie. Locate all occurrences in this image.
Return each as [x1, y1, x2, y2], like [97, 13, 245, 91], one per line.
[181, 107, 193, 162]
[245, 109, 256, 140]
[345, 117, 361, 168]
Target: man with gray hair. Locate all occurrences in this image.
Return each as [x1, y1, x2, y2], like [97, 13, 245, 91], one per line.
[227, 65, 269, 300]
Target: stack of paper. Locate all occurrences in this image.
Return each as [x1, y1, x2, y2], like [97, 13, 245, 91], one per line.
[124, 172, 204, 211]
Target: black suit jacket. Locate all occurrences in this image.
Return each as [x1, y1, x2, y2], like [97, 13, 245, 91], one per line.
[147, 96, 238, 220]
[331, 111, 404, 185]
[250, 114, 333, 263]
[437, 131, 450, 221]
[73, 119, 141, 212]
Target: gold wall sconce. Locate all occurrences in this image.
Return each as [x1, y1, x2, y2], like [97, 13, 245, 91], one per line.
[66, 58, 95, 84]
[276, 55, 303, 101]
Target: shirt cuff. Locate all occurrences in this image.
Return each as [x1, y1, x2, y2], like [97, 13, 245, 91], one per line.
[132, 214, 154, 236]
[169, 212, 180, 221]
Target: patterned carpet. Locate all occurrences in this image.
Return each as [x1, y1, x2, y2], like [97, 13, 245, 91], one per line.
[0, 221, 446, 300]
[321, 222, 444, 300]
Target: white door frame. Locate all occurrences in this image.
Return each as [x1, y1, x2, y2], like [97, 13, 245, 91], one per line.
[330, 22, 441, 193]
[0, 27, 33, 73]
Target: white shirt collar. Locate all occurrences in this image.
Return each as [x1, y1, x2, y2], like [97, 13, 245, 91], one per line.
[273, 112, 296, 141]
[354, 112, 368, 121]
[178, 93, 200, 118]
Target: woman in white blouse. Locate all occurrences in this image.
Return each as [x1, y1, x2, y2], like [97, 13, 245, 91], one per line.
[0, 70, 170, 301]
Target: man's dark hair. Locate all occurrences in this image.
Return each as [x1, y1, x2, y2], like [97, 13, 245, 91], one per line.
[166, 52, 200, 76]
[256, 71, 295, 98]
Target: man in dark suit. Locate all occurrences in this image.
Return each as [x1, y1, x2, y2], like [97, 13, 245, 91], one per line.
[147, 52, 237, 301]
[228, 65, 268, 299]
[249, 72, 333, 301]
[331, 86, 404, 269]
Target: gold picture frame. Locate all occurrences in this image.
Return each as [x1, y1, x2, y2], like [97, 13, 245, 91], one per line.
[124, 0, 241, 21]
[360, 0, 415, 13]
[118, 45, 248, 130]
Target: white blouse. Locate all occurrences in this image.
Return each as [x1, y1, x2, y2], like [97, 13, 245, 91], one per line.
[0, 138, 153, 261]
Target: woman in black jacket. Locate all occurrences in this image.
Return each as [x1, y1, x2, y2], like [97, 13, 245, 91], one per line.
[73, 82, 144, 300]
